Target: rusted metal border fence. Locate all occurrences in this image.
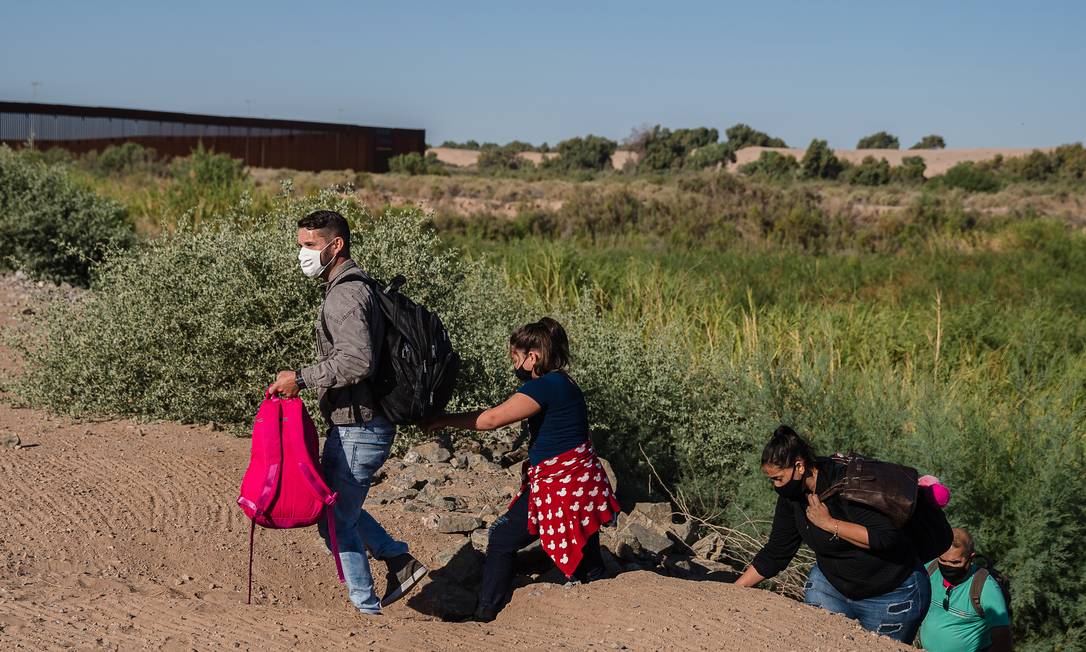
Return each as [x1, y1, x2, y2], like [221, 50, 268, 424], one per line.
[0, 101, 425, 172]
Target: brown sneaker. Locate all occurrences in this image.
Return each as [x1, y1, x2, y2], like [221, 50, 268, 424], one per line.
[381, 554, 428, 607]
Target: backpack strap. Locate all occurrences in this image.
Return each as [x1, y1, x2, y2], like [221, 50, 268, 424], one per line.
[247, 397, 285, 605]
[969, 568, 989, 618]
[926, 560, 939, 576]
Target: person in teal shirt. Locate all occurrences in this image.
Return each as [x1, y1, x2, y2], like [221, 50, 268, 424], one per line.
[919, 528, 1013, 652]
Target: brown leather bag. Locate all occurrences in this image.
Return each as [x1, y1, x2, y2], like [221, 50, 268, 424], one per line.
[818, 454, 919, 528]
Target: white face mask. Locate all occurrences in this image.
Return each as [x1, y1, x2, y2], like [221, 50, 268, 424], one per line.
[298, 240, 335, 278]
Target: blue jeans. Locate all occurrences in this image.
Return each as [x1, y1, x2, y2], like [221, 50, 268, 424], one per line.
[804, 564, 930, 643]
[317, 418, 408, 614]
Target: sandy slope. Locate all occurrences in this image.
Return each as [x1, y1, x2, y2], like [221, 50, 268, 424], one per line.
[0, 280, 906, 651]
[430, 145, 1056, 177]
[731, 146, 1058, 177]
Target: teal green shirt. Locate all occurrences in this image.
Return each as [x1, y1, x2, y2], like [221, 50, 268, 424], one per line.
[920, 564, 1010, 652]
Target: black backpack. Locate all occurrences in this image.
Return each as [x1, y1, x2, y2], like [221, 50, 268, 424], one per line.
[327, 270, 460, 425]
[926, 556, 1012, 619]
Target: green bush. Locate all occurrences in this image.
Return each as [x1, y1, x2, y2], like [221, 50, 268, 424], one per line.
[856, 131, 900, 149]
[477, 145, 533, 174]
[82, 142, 163, 177]
[686, 143, 736, 170]
[632, 126, 719, 172]
[939, 162, 1002, 193]
[165, 143, 252, 223]
[890, 156, 927, 184]
[546, 135, 617, 171]
[389, 151, 446, 176]
[738, 151, 799, 179]
[725, 123, 787, 149]
[799, 139, 844, 180]
[910, 134, 946, 150]
[840, 156, 891, 186]
[0, 145, 134, 285]
[439, 140, 480, 150]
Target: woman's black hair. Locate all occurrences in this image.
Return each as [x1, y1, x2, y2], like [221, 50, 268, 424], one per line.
[761, 425, 817, 468]
[509, 317, 570, 376]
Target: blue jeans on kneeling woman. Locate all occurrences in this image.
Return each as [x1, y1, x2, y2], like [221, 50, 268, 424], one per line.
[804, 563, 931, 643]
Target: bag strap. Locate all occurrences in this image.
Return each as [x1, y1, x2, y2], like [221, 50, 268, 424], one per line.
[969, 568, 989, 618]
[247, 519, 256, 605]
[253, 398, 284, 518]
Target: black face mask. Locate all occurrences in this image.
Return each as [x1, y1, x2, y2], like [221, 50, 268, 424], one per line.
[939, 563, 971, 585]
[775, 465, 806, 500]
[513, 362, 533, 383]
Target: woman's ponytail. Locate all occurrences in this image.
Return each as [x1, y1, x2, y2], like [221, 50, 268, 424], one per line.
[510, 317, 571, 375]
[761, 425, 817, 468]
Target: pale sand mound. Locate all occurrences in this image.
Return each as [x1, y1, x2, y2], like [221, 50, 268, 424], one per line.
[0, 283, 905, 651]
[428, 147, 630, 170]
[731, 146, 1059, 177]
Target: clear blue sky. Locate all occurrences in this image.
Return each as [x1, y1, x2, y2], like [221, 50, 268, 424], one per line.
[2, 1, 1083, 148]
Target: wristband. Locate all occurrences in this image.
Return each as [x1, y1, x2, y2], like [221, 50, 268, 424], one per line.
[295, 369, 306, 390]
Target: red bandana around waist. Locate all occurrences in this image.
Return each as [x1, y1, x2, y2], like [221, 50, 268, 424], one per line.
[510, 442, 620, 578]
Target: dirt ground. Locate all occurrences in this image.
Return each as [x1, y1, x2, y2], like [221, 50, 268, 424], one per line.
[0, 279, 907, 651]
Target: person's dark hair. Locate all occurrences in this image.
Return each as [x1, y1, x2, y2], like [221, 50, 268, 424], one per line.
[298, 210, 351, 257]
[761, 425, 817, 469]
[509, 317, 570, 375]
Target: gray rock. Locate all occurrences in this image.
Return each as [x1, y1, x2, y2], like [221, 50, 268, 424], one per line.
[434, 514, 483, 534]
[388, 470, 428, 492]
[469, 527, 490, 554]
[402, 450, 421, 464]
[434, 537, 484, 584]
[691, 532, 727, 561]
[598, 457, 618, 495]
[628, 502, 696, 545]
[374, 489, 418, 505]
[415, 485, 467, 512]
[2, 433, 20, 449]
[411, 441, 452, 464]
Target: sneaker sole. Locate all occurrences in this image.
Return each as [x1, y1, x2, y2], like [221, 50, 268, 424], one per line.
[380, 565, 429, 607]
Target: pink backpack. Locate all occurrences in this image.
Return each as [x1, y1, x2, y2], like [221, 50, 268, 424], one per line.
[237, 394, 344, 604]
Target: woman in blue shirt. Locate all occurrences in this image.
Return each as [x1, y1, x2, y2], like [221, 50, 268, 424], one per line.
[424, 317, 616, 622]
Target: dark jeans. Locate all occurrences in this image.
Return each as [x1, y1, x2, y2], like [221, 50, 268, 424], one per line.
[478, 491, 605, 612]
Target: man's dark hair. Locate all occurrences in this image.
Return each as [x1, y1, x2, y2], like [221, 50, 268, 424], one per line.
[298, 210, 351, 256]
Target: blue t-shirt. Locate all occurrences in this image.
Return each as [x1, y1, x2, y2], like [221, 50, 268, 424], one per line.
[515, 371, 589, 466]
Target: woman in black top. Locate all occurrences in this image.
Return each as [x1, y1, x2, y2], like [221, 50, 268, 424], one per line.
[735, 426, 931, 643]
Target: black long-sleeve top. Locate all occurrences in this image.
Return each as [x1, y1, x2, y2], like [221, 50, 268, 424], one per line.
[751, 457, 918, 600]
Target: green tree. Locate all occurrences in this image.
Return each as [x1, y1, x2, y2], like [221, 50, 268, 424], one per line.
[840, 156, 891, 186]
[940, 162, 1002, 192]
[477, 144, 533, 173]
[800, 139, 844, 179]
[389, 151, 446, 176]
[890, 156, 927, 184]
[632, 125, 721, 172]
[725, 123, 787, 149]
[856, 131, 900, 149]
[910, 134, 946, 150]
[738, 150, 798, 179]
[687, 142, 736, 169]
[547, 135, 617, 171]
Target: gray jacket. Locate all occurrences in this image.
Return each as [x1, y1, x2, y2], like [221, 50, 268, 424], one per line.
[299, 259, 384, 427]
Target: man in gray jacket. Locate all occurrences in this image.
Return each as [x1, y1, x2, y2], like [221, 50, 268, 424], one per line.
[268, 210, 427, 614]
